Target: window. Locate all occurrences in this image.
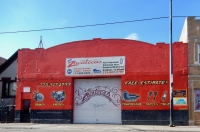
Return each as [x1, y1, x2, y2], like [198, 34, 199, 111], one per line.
[194, 90, 200, 111]
[1, 78, 16, 98]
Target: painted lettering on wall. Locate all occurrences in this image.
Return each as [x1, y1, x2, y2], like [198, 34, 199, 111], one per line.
[124, 81, 138, 85]
[53, 103, 64, 106]
[92, 104, 107, 109]
[124, 80, 168, 86]
[40, 82, 71, 87]
[146, 102, 158, 106]
[179, 108, 188, 110]
[122, 102, 170, 106]
[160, 102, 170, 106]
[35, 103, 45, 106]
[122, 103, 141, 106]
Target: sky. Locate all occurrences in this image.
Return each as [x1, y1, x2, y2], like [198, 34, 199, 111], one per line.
[0, 0, 200, 59]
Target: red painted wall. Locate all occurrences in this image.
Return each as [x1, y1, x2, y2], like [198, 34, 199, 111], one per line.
[16, 39, 188, 111]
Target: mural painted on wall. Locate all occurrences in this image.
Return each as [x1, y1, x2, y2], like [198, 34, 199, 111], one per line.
[52, 91, 66, 106]
[147, 91, 157, 101]
[30, 81, 72, 110]
[74, 86, 121, 107]
[122, 91, 140, 101]
[122, 78, 188, 110]
[161, 91, 168, 101]
[34, 91, 45, 106]
[52, 91, 66, 102]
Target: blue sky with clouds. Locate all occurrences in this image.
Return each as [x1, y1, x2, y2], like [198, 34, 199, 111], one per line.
[0, 0, 199, 59]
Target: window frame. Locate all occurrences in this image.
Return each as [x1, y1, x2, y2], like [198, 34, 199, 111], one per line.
[194, 89, 200, 111]
[1, 77, 16, 98]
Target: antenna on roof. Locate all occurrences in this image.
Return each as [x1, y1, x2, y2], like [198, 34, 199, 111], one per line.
[38, 36, 44, 48]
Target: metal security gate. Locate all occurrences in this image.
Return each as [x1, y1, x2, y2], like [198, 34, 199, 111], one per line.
[0, 102, 15, 123]
[73, 78, 121, 124]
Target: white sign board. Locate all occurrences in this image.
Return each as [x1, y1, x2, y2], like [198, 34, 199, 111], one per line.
[173, 97, 187, 106]
[23, 87, 30, 92]
[66, 56, 125, 76]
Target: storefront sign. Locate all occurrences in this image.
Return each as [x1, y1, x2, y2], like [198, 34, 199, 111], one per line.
[23, 87, 30, 92]
[66, 56, 125, 76]
[173, 90, 186, 97]
[173, 97, 187, 105]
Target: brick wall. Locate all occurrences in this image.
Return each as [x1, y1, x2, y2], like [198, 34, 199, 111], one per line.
[186, 17, 200, 125]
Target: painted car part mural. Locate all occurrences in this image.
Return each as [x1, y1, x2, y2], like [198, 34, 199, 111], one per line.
[122, 91, 140, 101]
[34, 91, 44, 102]
[147, 91, 157, 101]
[52, 91, 66, 102]
[162, 91, 168, 101]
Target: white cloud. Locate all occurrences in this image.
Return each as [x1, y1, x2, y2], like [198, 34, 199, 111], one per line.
[124, 33, 139, 40]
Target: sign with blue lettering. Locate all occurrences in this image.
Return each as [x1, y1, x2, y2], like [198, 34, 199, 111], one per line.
[65, 56, 125, 76]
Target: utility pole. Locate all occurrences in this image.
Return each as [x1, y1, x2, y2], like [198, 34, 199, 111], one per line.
[169, 0, 175, 127]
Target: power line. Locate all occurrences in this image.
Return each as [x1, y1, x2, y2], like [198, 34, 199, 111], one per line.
[0, 16, 198, 35]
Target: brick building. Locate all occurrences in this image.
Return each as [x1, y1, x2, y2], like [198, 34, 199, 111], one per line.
[14, 39, 188, 125]
[179, 17, 200, 125]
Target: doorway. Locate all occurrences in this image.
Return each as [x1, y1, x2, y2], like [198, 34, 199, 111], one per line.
[73, 78, 121, 124]
[20, 99, 30, 123]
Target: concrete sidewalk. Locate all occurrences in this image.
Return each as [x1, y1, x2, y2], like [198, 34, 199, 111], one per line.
[0, 123, 199, 131]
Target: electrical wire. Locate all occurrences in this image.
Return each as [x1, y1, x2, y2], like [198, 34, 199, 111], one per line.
[0, 16, 199, 35]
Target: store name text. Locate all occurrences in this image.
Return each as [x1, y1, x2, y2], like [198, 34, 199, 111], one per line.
[125, 80, 168, 86]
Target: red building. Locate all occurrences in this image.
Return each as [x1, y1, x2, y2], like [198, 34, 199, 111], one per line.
[15, 39, 188, 125]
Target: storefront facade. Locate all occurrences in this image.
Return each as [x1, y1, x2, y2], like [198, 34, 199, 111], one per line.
[14, 39, 188, 125]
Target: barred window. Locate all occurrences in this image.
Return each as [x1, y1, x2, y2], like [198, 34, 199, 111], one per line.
[194, 90, 200, 111]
